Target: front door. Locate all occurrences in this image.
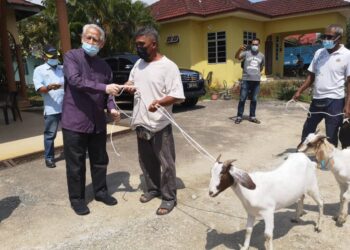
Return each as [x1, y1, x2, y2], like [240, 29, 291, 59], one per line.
[265, 35, 273, 75]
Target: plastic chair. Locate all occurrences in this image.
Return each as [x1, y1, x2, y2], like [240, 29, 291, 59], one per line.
[0, 91, 22, 125]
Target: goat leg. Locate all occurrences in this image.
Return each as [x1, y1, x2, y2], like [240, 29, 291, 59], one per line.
[335, 188, 350, 226]
[291, 195, 306, 223]
[262, 211, 274, 250]
[241, 215, 255, 250]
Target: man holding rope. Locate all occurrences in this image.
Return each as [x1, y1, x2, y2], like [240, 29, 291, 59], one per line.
[293, 24, 350, 147]
[124, 27, 185, 215]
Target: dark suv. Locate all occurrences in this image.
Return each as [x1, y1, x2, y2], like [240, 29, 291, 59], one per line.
[104, 53, 206, 107]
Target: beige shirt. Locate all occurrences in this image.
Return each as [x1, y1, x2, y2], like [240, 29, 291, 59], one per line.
[129, 56, 185, 132]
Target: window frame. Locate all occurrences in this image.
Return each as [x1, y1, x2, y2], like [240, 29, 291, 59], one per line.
[207, 31, 227, 64]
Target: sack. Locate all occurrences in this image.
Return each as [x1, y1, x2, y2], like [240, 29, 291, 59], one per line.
[136, 126, 154, 140]
[339, 118, 350, 149]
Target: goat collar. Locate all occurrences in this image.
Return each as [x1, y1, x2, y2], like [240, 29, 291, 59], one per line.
[315, 141, 335, 170]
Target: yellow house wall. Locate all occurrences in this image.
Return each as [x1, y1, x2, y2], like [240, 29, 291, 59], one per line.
[160, 17, 264, 87]
[159, 12, 348, 87]
[267, 13, 347, 77]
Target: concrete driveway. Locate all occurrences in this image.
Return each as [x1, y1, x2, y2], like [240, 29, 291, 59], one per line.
[1, 99, 349, 249]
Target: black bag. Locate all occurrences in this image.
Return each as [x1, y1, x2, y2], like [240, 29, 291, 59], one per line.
[339, 119, 350, 149]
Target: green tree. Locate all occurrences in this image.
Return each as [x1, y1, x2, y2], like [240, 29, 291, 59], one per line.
[18, 0, 157, 57]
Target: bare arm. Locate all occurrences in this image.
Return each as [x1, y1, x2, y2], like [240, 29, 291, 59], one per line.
[235, 45, 246, 60]
[148, 96, 179, 112]
[293, 72, 315, 100]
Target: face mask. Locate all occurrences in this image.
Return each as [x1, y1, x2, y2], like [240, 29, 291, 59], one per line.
[47, 58, 59, 66]
[251, 45, 259, 52]
[82, 42, 100, 56]
[136, 46, 150, 62]
[322, 40, 336, 50]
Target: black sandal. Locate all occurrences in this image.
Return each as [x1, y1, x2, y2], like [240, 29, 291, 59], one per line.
[139, 191, 161, 203]
[156, 200, 177, 216]
[249, 118, 261, 124]
[235, 117, 242, 124]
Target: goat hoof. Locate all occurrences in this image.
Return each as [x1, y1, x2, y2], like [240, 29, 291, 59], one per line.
[332, 215, 339, 221]
[240, 246, 249, 250]
[336, 217, 346, 227]
[314, 226, 322, 233]
[290, 218, 300, 223]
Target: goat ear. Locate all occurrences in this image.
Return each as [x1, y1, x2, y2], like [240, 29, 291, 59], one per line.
[232, 168, 256, 190]
[216, 154, 222, 162]
[315, 134, 327, 143]
[223, 159, 236, 167]
[315, 129, 320, 135]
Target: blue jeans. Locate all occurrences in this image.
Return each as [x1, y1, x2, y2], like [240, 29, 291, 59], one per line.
[301, 98, 344, 147]
[237, 80, 260, 118]
[44, 113, 61, 160]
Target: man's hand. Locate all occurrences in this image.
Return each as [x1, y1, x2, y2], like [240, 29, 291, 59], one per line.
[148, 100, 160, 112]
[106, 84, 121, 96]
[110, 109, 121, 123]
[292, 90, 301, 101]
[47, 83, 62, 91]
[122, 81, 137, 93]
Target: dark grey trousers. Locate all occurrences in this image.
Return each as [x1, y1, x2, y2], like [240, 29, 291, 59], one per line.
[137, 125, 177, 201]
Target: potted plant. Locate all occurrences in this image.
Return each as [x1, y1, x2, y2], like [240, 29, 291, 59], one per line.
[209, 80, 220, 100]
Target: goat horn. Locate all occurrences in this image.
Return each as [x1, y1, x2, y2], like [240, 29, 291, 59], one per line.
[216, 154, 222, 162]
[223, 159, 237, 167]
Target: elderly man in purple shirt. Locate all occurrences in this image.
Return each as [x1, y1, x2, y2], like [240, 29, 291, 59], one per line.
[62, 24, 121, 215]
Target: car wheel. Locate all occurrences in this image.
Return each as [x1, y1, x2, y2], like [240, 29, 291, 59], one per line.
[182, 97, 198, 107]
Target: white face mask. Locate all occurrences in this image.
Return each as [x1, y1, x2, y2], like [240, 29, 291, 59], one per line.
[251, 45, 259, 52]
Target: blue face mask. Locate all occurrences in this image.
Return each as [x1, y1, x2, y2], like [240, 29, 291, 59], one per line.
[82, 42, 100, 56]
[47, 58, 59, 66]
[322, 40, 336, 50]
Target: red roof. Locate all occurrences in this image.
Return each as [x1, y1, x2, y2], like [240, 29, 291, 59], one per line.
[151, 0, 350, 22]
[7, 0, 41, 7]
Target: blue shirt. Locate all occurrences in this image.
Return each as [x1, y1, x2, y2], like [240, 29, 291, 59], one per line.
[62, 48, 115, 134]
[33, 63, 64, 115]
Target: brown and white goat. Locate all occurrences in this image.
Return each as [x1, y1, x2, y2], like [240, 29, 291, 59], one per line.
[209, 153, 323, 250]
[298, 132, 350, 226]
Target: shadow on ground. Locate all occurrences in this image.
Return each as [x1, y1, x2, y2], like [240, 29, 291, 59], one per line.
[85, 171, 137, 203]
[0, 196, 21, 222]
[205, 210, 317, 250]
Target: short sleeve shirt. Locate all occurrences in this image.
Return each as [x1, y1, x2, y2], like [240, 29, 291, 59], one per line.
[129, 56, 185, 132]
[33, 63, 64, 115]
[240, 51, 265, 81]
[308, 45, 350, 99]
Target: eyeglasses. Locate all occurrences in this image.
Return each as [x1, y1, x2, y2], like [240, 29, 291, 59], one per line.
[84, 35, 100, 43]
[320, 34, 337, 40]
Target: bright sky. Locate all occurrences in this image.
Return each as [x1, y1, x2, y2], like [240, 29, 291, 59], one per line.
[28, 0, 160, 6]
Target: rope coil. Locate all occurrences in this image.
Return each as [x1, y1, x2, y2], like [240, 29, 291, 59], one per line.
[110, 86, 216, 163]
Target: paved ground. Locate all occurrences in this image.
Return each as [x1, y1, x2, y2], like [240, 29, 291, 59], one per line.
[1, 99, 349, 249]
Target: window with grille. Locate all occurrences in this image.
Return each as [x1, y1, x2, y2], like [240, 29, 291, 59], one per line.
[207, 31, 226, 63]
[243, 31, 257, 45]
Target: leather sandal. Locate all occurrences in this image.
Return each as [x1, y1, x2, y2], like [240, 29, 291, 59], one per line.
[156, 200, 177, 216]
[139, 191, 161, 203]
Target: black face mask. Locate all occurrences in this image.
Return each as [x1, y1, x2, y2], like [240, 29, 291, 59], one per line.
[136, 46, 150, 62]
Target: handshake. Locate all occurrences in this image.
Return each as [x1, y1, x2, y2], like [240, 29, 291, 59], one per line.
[105, 82, 137, 96]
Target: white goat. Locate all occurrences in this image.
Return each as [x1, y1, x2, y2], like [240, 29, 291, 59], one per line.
[209, 153, 323, 250]
[298, 132, 350, 226]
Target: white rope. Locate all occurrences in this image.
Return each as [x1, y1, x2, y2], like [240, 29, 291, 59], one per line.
[285, 99, 345, 117]
[109, 86, 216, 163]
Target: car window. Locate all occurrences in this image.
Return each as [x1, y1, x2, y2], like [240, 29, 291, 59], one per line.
[118, 58, 134, 71]
[106, 59, 118, 71]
